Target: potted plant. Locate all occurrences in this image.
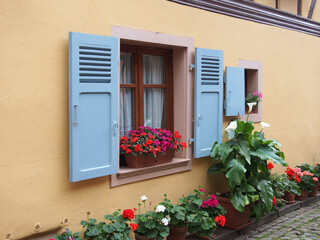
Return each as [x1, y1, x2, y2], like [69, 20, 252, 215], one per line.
[245, 91, 262, 113]
[80, 209, 136, 240]
[276, 173, 300, 204]
[119, 126, 187, 168]
[311, 163, 320, 192]
[208, 104, 287, 229]
[292, 165, 319, 199]
[51, 229, 82, 240]
[133, 195, 170, 240]
[270, 174, 286, 207]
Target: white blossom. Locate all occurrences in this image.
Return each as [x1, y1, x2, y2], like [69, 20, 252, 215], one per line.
[140, 195, 148, 201]
[161, 217, 169, 226]
[260, 122, 270, 129]
[225, 121, 237, 132]
[156, 204, 166, 212]
[247, 102, 257, 113]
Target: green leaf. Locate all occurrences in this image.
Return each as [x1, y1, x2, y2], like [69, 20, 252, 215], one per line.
[219, 142, 234, 163]
[240, 183, 256, 193]
[251, 145, 286, 166]
[207, 162, 224, 175]
[225, 158, 246, 188]
[231, 190, 245, 212]
[103, 224, 114, 233]
[144, 221, 156, 229]
[210, 141, 220, 159]
[201, 217, 214, 230]
[236, 121, 254, 137]
[233, 135, 251, 164]
[257, 180, 273, 211]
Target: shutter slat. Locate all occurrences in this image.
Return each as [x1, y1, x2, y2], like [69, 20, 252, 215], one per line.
[194, 48, 224, 158]
[69, 32, 119, 182]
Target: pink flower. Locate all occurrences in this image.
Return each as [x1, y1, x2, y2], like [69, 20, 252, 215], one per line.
[258, 92, 263, 98]
[297, 172, 303, 177]
[303, 171, 308, 175]
[294, 167, 301, 173]
[308, 173, 314, 176]
[313, 177, 318, 181]
[199, 189, 204, 192]
[253, 92, 258, 96]
[201, 200, 207, 208]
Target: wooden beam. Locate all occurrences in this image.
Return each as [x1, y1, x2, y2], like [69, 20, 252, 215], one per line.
[275, 0, 279, 9]
[308, 0, 317, 19]
[297, 0, 301, 15]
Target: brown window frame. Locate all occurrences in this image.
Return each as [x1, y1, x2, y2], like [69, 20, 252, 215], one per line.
[120, 44, 173, 131]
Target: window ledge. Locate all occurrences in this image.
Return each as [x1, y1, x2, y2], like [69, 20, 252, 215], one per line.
[111, 158, 191, 187]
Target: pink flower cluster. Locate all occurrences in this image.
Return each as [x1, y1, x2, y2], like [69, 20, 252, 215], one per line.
[252, 91, 263, 99]
[201, 194, 218, 208]
[293, 167, 318, 182]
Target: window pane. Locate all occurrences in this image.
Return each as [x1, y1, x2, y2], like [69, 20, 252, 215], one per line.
[120, 52, 134, 84]
[120, 88, 135, 136]
[143, 55, 165, 84]
[144, 88, 166, 129]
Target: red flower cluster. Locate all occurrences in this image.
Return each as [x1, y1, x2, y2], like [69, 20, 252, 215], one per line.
[201, 194, 218, 208]
[285, 167, 295, 180]
[120, 126, 187, 157]
[267, 162, 274, 170]
[272, 196, 276, 205]
[130, 223, 139, 231]
[122, 209, 135, 220]
[215, 215, 226, 227]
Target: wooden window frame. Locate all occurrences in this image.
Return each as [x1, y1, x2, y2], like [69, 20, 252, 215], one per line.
[120, 45, 173, 132]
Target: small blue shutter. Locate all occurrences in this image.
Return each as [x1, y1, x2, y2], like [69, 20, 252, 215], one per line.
[69, 32, 119, 182]
[194, 48, 224, 158]
[224, 67, 245, 116]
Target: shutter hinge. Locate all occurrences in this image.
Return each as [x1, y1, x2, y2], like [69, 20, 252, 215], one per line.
[188, 138, 194, 145]
[189, 64, 195, 71]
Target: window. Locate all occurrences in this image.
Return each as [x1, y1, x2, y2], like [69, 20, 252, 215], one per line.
[120, 45, 173, 136]
[239, 60, 262, 122]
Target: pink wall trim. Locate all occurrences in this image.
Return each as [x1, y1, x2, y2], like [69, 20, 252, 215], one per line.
[239, 59, 262, 123]
[111, 26, 194, 186]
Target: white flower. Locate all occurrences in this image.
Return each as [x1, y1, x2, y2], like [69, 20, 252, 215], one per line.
[161, 217, 169, 226]
[140, 195, 148, 201]
[247, 102, 257, 113]
[156, 204, 166, 212]
[225, 121, 237, 132]
[260, 122, 270, 129]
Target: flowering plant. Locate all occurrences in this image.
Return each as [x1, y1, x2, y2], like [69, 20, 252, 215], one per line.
[119, 126, 187, 157]
[201, 194, 226, 221]
[209, 108, 287, 220]
[294, 164, 318, 192]
[311, 163, 320, 179]
[80, 209, 136, 240]
[245, 91, 262, 106]
[274, 173, 300, 196]
[133, 195, 170, 240]
[51, 229, 82, 240]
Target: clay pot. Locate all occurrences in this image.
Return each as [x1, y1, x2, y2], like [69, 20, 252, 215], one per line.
[309, 183, 319, 197]
[125, 149, 174, 168]
[217, 196, 251, 231]
[167, 226, 187, 240]
[296, 189, 309, 201]
[283, 191, 296, 204]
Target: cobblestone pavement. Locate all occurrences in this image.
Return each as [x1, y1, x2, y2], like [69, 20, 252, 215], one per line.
[233, 200, 320, 240]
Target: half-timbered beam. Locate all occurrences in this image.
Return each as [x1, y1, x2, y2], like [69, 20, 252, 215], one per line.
[308, 0, 317, 19]
[297, 0, 301, 15]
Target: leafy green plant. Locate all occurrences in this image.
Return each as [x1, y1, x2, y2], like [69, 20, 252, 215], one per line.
[208, 118, 287, 220]
[245, 91, 262, 105]
[276, 174, 301, 196]
[80, 209, 135, 240]
[134, 195, 169, 240]
[51, 229, 82, 240]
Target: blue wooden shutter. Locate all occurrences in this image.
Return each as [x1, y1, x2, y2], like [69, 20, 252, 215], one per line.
[194, 48, 224, 158]
[69, 32, 119, 182]
[224, 67, 245, 116]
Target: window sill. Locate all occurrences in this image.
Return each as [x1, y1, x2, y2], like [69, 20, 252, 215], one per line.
[111, 158, 191, 187]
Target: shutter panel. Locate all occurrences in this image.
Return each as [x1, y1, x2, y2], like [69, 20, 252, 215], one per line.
[224, 67, 245, 116]
[69, 32, 119, 182]
[194, 48, 224, 158]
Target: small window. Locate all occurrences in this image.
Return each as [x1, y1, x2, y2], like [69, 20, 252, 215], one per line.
[120, 45, 173, 136]
[239, 60, 262, 122]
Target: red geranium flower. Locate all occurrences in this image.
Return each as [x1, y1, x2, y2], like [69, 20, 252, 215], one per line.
[272, 196, 276, 205]
[130, 223, 139, 231]
[295, 175, 301, 183]
[215, 215, 226, 227]
[267, 162, 274, 170]
[285, 167, 295, 180]
[122, 209, 135, 220]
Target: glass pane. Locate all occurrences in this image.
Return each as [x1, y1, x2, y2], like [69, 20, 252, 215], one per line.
[144, 88, 166, 129]
[143, 55, 165, 84]
[120, 88, 135, 136]
[120, 52, 134, 84]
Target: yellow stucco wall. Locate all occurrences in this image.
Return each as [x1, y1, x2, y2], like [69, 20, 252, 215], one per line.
[1, 0, 320, 238]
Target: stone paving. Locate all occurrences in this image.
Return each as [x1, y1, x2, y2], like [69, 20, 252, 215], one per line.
[233, 200, 320, 240]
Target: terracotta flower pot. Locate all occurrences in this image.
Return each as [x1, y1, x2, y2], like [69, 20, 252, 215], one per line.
[296, 189, 309, 201]
[167, 226, 187, 240]
[125, 149, 174, 168]
[283, 191, 296, 204]
[309, 183, 319, 197]
[217, 196, 251, 231]
[135, 233, 153, 240]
